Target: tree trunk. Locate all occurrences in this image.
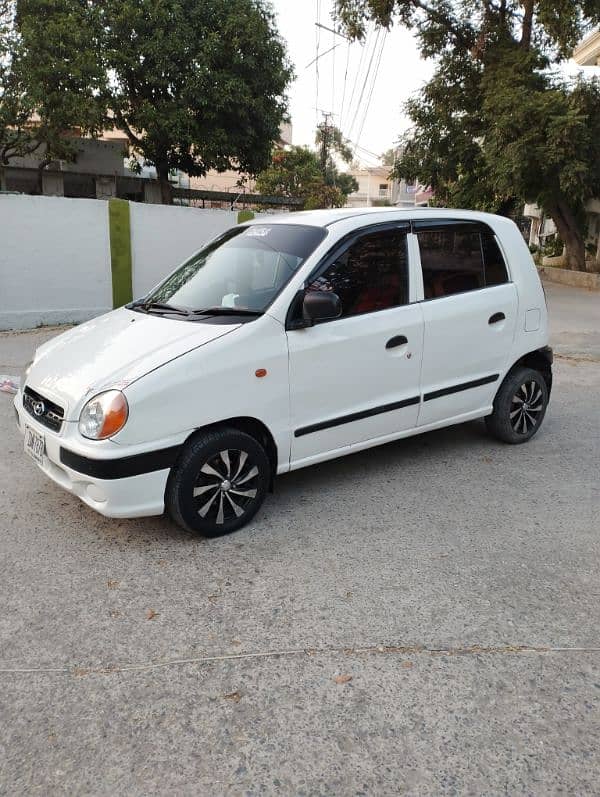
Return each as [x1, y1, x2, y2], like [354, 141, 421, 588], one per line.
[0, 165, 6, 192]
[156, 161, 173, 205]
[520, 0, 534, 49]
[547, 200, 587, 272]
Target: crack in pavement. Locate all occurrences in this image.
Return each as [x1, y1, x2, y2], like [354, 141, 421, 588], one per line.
[1, 643, 599, 677]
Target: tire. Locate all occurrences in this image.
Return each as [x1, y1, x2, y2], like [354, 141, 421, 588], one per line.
[165, 428, 271, 536]
[485, 366, 549, 444]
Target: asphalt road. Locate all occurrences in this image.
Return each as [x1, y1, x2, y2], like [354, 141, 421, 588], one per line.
[1, 282, 599, 795]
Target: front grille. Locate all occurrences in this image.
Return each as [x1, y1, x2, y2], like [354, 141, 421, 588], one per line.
[23, 386, 65, 432]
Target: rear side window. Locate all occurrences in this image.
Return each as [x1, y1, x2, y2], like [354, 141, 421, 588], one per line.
[417, 223, 508, 299]
[307, 227, 408, 318]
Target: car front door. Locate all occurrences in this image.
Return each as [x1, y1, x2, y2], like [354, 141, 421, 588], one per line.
[414, 219, 518, 427]
[286, 224, 424, 467]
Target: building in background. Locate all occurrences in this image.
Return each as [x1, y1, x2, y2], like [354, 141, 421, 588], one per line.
[2, 122, 293, 206]
[573, 28, 600, 65]
[188, 122, 293, 199]
[344, 166, 394, 207]
[1, 138, 126, 199]
[344, 164, 431, 208]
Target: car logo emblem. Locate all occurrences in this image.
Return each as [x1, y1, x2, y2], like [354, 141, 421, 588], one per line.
[32, 400, 45, 417]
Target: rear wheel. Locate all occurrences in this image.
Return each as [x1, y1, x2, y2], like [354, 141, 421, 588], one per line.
[485, 366, 549, 444]
[166, 428, 270, 536]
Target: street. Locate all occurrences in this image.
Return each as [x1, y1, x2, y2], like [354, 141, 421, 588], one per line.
[1, 282, 599, 795]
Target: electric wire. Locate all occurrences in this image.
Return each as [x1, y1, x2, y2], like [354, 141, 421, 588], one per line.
[354, 30, 388, 156]
[342, 24, 371, 132]
[339, 41, 351, 131]
[346, 27, 381, 142]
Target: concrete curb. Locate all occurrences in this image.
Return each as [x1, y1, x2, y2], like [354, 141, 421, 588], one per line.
[537, 265, 600, 291]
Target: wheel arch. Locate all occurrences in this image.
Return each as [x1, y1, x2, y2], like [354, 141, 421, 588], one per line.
[507, 346, 553, 395]
[182, 416, 278, 487]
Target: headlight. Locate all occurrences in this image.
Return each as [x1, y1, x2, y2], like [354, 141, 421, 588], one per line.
[79, 390, 129, 440]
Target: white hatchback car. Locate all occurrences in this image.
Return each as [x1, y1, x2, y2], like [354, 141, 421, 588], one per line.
[15, 208, 552, 536]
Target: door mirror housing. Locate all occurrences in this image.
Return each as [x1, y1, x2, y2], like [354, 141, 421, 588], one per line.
[301, 290, 341, 326]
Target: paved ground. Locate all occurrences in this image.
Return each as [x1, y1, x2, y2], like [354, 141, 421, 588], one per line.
[0, 283, 598, 795]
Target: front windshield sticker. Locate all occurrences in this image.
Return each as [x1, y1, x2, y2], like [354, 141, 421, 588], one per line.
[246, 226, 272, 237]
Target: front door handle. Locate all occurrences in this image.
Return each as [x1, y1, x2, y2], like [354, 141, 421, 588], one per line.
[386, 335, 408, 349]
[488, 312, 505, 325]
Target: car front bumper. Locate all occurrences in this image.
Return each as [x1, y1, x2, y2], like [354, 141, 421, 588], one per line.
[14, 391, 175, 519]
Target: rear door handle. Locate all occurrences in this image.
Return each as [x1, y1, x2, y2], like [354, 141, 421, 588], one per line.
[386, 335, 408, 349]
[488, 312, 505, 325]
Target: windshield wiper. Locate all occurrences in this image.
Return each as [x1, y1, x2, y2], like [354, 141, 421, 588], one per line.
[129, 301, 191, 316]
[190, 307, 263, 317]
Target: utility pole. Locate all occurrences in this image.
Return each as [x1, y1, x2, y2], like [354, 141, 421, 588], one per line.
[318, 111, 333, 177]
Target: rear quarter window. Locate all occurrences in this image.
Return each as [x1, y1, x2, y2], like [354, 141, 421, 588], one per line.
[416, 221, 509, 299]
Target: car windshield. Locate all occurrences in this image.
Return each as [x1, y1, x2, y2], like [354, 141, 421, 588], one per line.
[140, 223, 327, 315]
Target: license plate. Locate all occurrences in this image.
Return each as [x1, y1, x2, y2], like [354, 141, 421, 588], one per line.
[24, 425, 45, 466]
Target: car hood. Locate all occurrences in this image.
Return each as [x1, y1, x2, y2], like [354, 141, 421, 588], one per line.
[26, 308, 240, 419]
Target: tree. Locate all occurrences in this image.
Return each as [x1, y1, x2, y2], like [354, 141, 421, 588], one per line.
[100, 0, 292, 204]
[315, 121, 358, 199]
[14, 0, 107, 191]
[256, 146, 323, 199]
[255, 143, 358, 209]
[335, 0, 600, 271]
[0, 0, 37, 189]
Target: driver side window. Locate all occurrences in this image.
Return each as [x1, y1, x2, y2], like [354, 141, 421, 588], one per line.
[306, 227, 409, 318]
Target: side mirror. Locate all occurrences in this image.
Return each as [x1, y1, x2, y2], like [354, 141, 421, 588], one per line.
[302, 290, 341, 325]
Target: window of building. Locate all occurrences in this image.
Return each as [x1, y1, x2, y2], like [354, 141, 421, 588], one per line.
[307, 228, 408, 318]
[417, 223, 508, 299]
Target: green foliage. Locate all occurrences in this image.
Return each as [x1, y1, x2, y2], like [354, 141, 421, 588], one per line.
[316, 122, 354, 165]
[315, 122, 358, 200]
[0, 0, 107, 179]
[256, 144, 358, 209]
[100, 0, 292, 202]
[542, 236, 564, 258]
[335, 0, 600, 270]
[256, 146, 322, 197]
[334, 170, 359, 197]
[0, 0, 37, 170]
[2, 0, 292, 201]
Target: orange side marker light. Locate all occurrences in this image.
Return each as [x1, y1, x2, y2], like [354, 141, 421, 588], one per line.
[255, 368, 267, 378]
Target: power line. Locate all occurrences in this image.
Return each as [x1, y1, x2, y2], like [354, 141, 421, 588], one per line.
[354, 30, 387, 155]
[314, 0, 321, 127]
[346, 27, 381, 141]
[331, 27, 335, 114]
[342, 24, 370, 131]
[339, 42, 351, 129]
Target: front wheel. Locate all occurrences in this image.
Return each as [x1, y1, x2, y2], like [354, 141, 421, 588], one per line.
[485, 366, 549, 444]
[165, 428, 271, 536]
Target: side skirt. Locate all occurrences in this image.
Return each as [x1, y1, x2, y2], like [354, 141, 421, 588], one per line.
[287, 406, 493, 473]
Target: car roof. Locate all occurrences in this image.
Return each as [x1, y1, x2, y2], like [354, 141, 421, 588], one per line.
[245, 207, 509, 229]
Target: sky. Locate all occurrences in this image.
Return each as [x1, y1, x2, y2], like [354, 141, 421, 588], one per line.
[269, 0, 599, 167]
[270, 0, 435, 166]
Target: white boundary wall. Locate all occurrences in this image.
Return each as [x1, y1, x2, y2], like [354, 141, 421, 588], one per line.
[0, 194, 237, 330]
[0, 195, 112, 330]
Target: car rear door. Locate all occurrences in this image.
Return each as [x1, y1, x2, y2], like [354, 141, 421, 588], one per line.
[414, 219, 518, 427]
[285, 223, 424, 467]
